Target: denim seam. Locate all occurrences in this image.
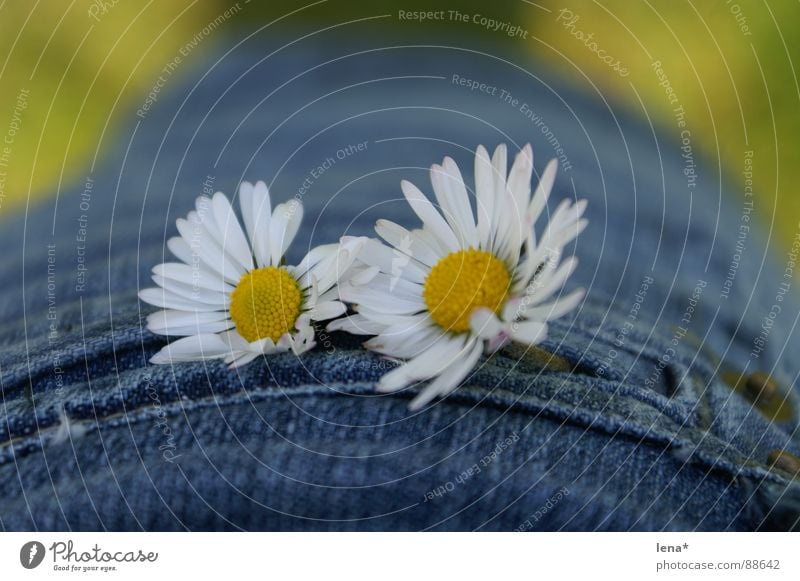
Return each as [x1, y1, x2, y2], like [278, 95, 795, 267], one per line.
[1, 380, 794, 491]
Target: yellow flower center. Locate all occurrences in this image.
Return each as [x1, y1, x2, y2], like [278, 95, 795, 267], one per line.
[229, 266, 302, 342]
[423, 248, 510, 333]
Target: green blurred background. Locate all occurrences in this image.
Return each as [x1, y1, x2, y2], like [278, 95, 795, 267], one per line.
[1, 0, 797, 252]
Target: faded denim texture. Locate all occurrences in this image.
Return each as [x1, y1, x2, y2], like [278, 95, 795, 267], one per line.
[0, 34, 798, 531]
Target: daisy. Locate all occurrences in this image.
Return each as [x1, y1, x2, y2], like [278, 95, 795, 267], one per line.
[139, 181, 363, 368]
[331, 144, 588, 409]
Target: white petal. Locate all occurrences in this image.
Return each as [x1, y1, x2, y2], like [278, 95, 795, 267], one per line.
[409, 338, 483, 410]
[226, 352, 260, 368]
[543, 199, 587, 249]
[375, 219, 440, 267]
[307, 300, 347, 322]
[516, 288, 585, 322]
[194, 196, 222, 241]
[507, 144, 533, 218]
[152, 274, 230, 309]
[176, 217, 244, 283]
[163, 238, 226, 290]
[270, 200, 303, 266]
[492, 147, 532, 266]
[212, 192, 254, 271]
[354, 238, 427, 284]
[219, 329, 251, 351]
[293, 243, 339, 278]
[250, 181, 273, 268]
[502, 296, 524, 323]
[351, 272, 423, 303]
[526, 256, 579, 306]
[146, 309, 233, 336]
[510, 320, 548, 345]
[528, 158, 558, 227]
[152, 321, 234, 337]
[377, 334, 466, 392]
[348, 264, 381, 286]
[305, 237, 366, 295]
[491, 143, 507, 199]
[488, 150, 517, 259]
[474, 145, 496, 248]
[339, 283, 424, 315]
[469, 307, 505, 339]
[151, 275, 230, 306]
[167, 237, 203, 270]
[193, 197, 253, 274]
[138, 287, 226, 311]
[327, 314, 386, 335]
[218, 329, 291, 362]
[357, 307, 431, 328]
[443, 156, 477, 244]
[401, 180, 460, 252]
[519, 203, 585, 291]
[365, 322, 441, 359]
[430, 158, 476, 247]
[250, 336, 286, 355]
[415, 227, 449, 256]
[540, 205, 588, 254]
[513, 229, 545, 293]
[149, 333, 232, 364]
[470, 308, 512, 352]
[238, 181, 256, 248]
[153, 263, 233, 294]
[489, 143, 509, 250]
[316, 285, 342, 306]
[288, 316, 316, 355]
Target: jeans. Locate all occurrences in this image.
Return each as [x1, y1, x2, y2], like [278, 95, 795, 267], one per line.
[0, 32, 798, 531]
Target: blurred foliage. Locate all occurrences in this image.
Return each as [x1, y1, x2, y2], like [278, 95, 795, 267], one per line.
[1, 0, 797, 253]
[0, 0, 217, 217]
[532, 0, 800, 252]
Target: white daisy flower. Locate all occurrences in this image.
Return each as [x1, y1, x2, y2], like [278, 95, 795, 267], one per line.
[139, 180, 363, 368]
[331, 144, 588, 409]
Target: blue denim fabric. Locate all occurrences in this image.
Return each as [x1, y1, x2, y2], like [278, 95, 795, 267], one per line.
[1, 32, 798, 531]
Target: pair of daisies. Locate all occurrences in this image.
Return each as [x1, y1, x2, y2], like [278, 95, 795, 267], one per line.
[140, 144, 588, 409]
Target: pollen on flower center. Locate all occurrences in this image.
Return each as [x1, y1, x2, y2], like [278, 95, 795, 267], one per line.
[423, 248, 510, 333]
[229, 266, 302, 343]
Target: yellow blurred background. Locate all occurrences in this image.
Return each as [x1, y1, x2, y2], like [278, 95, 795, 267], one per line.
[1, 0, 797, 251]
